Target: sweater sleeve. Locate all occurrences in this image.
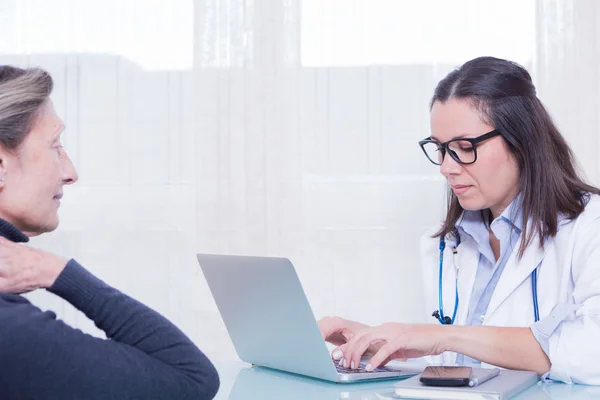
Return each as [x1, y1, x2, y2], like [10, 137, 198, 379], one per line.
[0, 260, 220, 400]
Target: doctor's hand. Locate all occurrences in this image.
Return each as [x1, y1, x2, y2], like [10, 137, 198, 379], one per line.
[338, 323, 446, 371]
[318, 316, 370, 346]
[318, 316, 387, 361]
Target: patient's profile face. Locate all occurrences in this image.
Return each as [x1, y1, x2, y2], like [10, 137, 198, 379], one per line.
[0, 100, 78, 236]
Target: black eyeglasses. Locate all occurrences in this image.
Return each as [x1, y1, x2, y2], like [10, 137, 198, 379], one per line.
[418, 129, 501, 166]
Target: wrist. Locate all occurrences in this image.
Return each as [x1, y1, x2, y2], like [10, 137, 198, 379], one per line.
[38, 252, 68, 289]
[439, 324, 463, 353]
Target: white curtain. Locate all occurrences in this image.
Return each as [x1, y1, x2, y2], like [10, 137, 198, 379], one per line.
[1, 1, 599, 388]
[534, 0, 600, 184]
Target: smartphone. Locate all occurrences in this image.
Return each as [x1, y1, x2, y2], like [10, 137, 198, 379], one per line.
[419, 366, 472, 387]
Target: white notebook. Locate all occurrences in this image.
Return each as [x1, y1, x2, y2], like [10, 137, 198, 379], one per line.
[394, 369, 538, 400]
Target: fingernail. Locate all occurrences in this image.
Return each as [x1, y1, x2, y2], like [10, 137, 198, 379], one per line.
[343, 359, 348, 368]
[339, 358, 344, 366]
[332, 350, 343, 360]
[351, 361, 355, 369]
[365, 363, 373, 371]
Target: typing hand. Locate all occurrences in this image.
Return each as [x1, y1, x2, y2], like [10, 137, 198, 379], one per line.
[318, 316, 387, 361]
[339, 323, 444, 370]
[318, 316, 369, 346]
[0, 236, 67, 293]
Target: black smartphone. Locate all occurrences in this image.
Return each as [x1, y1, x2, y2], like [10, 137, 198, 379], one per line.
[419, 366, 472, 387]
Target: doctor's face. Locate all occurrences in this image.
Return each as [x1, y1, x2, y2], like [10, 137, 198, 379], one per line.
[429, 99, 520, 218]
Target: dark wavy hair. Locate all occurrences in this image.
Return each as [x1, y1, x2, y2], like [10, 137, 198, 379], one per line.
[432, 56, 600, 257]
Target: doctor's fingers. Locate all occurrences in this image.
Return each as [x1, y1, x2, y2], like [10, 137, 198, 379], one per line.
[332, 344, 347, 361]
[343, 332, 389, 370]
[365, 342, 407, 371]
[318, 317, 356, 343]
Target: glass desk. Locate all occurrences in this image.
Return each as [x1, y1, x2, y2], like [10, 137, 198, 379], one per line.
[215, 362, 600, 399]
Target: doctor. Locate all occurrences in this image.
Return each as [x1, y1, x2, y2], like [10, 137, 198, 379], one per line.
[319, 56, 600, 385]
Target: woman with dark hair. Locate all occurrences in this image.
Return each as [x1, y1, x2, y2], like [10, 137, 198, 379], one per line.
[319, 57, 600, 384]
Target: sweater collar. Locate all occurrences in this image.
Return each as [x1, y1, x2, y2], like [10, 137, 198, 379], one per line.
[0, 218, 29, 243]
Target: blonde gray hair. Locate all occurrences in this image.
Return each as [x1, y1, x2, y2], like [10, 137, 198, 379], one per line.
[0, 66, 53, 151]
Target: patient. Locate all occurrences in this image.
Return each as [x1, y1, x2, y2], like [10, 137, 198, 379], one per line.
[0, 65, 219, 399]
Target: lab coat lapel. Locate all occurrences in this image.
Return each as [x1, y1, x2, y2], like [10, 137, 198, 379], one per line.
[485, 232, 548, 322]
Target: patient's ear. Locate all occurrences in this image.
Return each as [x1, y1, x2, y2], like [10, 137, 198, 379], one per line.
[0, 146, 13, 189]
[0, 157, 6, 189]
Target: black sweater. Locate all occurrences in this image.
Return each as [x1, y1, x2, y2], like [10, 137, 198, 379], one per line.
[0, 220, 219, 399]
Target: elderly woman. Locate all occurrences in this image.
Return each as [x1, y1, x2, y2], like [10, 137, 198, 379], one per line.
[0, 65, 219, 399]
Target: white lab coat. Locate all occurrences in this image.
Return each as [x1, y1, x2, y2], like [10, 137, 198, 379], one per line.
[420, 195, 600, 384]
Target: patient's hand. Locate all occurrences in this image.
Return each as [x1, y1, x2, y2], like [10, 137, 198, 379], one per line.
[0, 236, 68, 293]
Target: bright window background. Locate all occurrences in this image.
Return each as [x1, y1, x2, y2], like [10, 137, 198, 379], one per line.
[302, 0, 536, 66]
[0, 0, 194, 70]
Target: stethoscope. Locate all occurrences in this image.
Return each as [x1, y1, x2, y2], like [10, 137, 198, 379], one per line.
[432, 229, 540, 325]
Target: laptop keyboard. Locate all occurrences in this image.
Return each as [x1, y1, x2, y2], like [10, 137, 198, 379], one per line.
[334, 359, 399, 374]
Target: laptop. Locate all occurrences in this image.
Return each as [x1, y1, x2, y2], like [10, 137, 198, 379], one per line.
[197, 254, 422, 383]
